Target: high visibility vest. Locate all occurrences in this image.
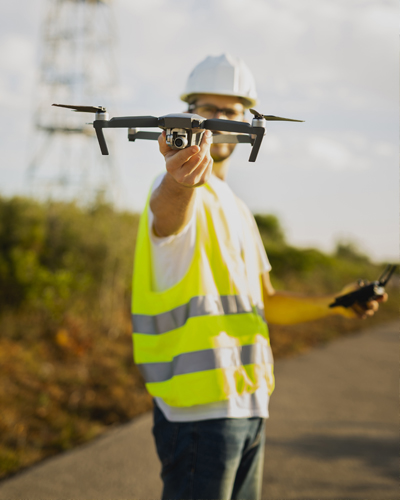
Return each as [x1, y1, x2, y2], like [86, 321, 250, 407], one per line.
[132, 180, 275, 407]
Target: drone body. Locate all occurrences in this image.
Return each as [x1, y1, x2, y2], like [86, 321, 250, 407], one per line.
[159, 113, 207, 149]
[52, 104, 304, 162]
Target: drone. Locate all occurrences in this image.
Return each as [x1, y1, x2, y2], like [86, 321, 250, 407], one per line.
[52, 104, 304, 162]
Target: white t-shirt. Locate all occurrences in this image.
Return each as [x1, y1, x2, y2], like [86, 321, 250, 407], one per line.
[148, 173, 272, 422]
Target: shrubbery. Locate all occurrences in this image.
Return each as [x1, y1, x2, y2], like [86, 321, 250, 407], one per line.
[0, 199, 384, 330]
[0, 196, 139, 340]
[254, 213, 383, 293]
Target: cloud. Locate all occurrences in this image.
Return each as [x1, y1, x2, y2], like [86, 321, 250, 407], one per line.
[211, 0, 397, 111]
[306, 132, 396, 171]
[255, 127, 395, 173]
[373, 141, 397, 158]
[113, 0, 397, 122]
[0, 34, 35, 108]
[263, 134, 282, 154]
[307, 137, 357, 170]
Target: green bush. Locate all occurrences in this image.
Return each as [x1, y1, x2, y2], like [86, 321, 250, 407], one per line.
[0, 196, 139, 339]
[253, 212, 393, 294]
[0, 197, 395, 337]
[253, 214, 286, 245]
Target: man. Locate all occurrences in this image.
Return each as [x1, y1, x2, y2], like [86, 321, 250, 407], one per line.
[132, 54, 385, 500]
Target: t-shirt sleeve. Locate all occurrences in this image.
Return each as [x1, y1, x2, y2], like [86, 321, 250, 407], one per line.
[230, 191, 271, 276]
[148, 173, 196, 292]
[247, 209, 272, 274]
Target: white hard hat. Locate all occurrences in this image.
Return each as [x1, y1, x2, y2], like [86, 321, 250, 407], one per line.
[180, 53, 258, 108]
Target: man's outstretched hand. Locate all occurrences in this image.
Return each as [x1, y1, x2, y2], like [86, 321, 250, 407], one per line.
[158, 129, 213, 188]
[150, 130, 213, 238]
[334, 282, 388, 320]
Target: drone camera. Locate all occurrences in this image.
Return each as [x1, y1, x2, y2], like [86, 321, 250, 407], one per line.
[166, 128, 190, 150]
[174, 136, 188, 149]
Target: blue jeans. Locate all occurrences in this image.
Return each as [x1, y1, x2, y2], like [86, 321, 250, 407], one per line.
[152, 402, 266, 500]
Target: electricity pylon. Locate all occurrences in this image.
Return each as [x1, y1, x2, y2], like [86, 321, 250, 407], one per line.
[28, 0, 119, 202]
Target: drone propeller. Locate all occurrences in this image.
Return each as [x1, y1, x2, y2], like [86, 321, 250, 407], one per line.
[52, 104, 107, 113]
[249, 108, 304, 122]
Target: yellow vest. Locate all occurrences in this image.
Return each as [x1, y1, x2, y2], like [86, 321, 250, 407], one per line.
[132, 180, 274, 407]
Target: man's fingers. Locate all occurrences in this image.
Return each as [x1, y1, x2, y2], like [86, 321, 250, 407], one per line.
[158, 128, 213, 188]
[197, 156, 214, 185]
[158, 131, 168, 153]
[202, 129, 213, 145]
[166, 146, 201, 174]
[363, 300, 379, 317]
[367, 300, 379, 311]
[178, 130, 212, 170]
[183, 149, 211, 175]
[350, 299, 380, 319]
[376, 292, 388, 303]
[179, 131, 212, 174]
[174, 153, 212, 187]
[167, 132, 211, 176]
[190, 156, 214, 187]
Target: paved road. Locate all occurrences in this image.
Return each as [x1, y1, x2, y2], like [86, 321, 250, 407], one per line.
[0, 321, 398, 500]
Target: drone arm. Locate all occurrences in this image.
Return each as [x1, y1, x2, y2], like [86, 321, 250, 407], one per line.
[248, 128, 265, 163]
[93, 116, 160, 154]
[203, 118, 252, 135]
[128, 130, 161, 142]
[204, 118, 265, 161]
[93, 121, 109, 155]
[211, 134, 252, 144]
[106, 116, 159, 129]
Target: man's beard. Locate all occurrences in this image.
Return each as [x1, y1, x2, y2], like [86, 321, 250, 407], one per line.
[210, 143, 236, 163]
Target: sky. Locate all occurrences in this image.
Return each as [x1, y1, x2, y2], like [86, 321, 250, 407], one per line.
[0, 0, 398, 262]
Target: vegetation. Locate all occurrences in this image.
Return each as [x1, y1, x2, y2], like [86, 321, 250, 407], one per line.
[254, 214, 377, 292]
[0, 197, 398, 479]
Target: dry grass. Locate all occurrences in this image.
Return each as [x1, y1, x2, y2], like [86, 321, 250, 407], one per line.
[0, 311, 153, 479]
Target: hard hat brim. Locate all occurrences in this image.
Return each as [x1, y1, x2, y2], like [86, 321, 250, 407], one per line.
[180, 91, 257, 109]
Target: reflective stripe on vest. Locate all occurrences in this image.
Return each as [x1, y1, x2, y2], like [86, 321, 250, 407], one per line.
[136, 342, 274, 383]
[132, 294, 266, 335]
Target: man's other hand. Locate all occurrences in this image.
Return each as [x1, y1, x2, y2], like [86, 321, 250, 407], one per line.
[158, 130, 213, 188]
[334, 282, 388, 320]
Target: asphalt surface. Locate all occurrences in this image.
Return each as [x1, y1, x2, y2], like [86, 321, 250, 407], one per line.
[0, 321, 398, 500]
